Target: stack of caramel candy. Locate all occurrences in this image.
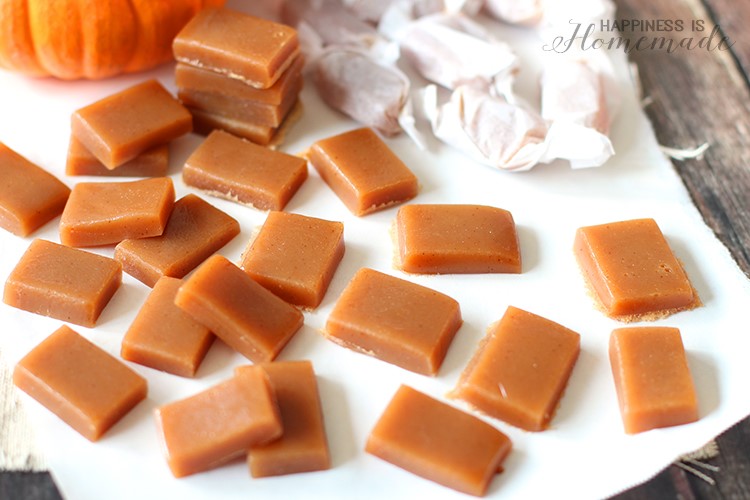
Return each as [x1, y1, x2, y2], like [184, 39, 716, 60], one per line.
[173, 7, 304, 148]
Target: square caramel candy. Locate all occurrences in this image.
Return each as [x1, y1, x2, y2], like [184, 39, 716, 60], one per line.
[71, 79, 192, 169]
[307, 128, 418, 216]
[178, 84, 299, 128]
[325, 268, 462, 375]
[175, 255, 304, 363]
[66, 136, 169, 177]
[183, 130, 307, 211]
[575, 218, 700, 321]
[174, 56, 304, 105]
[366, 385, 511, 497]
[241, 211, 344, 309]
[173, 8, 300, 89]
[114, 194, 240, 287]
[60, 177, 175, 247]
[188, 99, 303, 148]
[4, 239, 122, 327]
[13, 325, 147, 441]
[610, 326, 699, 434]
[155, 365, 282, 478]
[452, 306, 580, 432]
[0, 142, 70, 236]
[242, 361, 331, 477]
[121, 277, 214, 378]
[394, 204, 521, 274]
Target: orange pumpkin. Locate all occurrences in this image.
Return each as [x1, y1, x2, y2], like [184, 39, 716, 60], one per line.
[0, 0, 225, 80]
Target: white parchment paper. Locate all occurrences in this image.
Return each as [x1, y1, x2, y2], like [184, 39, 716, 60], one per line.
[1, 3, 749, 499]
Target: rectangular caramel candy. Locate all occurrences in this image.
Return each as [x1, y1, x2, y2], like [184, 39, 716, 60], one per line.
[66, 136, 169, 177]
[325, 268, 462, 375]
[175, 255, 304, 362]
[610, 326, 699, 434]
[189, 100, 302, 147]
[60, 177, 175, 247]
[121, 276, 214, 377]
[453, 306, 580, 431]
[114, 194, 240, 287]
[178, 82, 299, 127]
[71, 79, 192, 169]
[4, 239, 122, 327]
[155, 366, 282, 477]
[0, 142, 70, 236]
[241, 211, 344, 309]
[575, 218, 699, 321]
[395, 204, 521, 274]
[242, 361, 331, 477]
[173, 8, 300, 89]
[307, 128, 418, 216]
[14, 325, 147, 441]
[183, 130, 307, 211]
[366, 385, 511, 497]
[174, 56, 303, 105]
[190, 107, 275, 146]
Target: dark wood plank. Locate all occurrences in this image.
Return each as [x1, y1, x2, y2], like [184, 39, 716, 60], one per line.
[612, 0, 750, 497]
[702, 0, 750, 84]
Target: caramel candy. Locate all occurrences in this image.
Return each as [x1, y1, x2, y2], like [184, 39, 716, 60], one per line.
[242, 361, 331, 477]
[241, 212, 344, 308]
[175, 255, 304, 362]
[71, 80, 192, 169]
[155, 365, 282, 478]
[114, 194, 240, 287]
[189, 100, 302, 147]
[66, 137, 169, 177]
[575, 218, 699, 321]
[183, 130, 307, 211]
[307, 128, 419, 216]
[395, 204, 521, 274]
[13, 325, 147, 442]
[610, 326, 699, 434]
[121, 277, 214, 377]
[190, 106, 275, 146]
[178, 83, 299, 127]
[0, 142, 70, 236]
[174, 56, 304, 105]
[453, 306, 580, 431]
[60, 177, 175, 247]
[366, 385, 511, 497]
[4, 239, 122, 327]
[325, 268, 461, 375]
[173, 8, 300, 89]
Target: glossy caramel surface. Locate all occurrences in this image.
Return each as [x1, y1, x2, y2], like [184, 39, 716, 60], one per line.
[4, 239, 121, 327]
[609, 326, 699, 434]
[13, 325, 146, 441]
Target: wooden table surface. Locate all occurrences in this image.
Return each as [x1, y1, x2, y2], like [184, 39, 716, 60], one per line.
[2, 0, 749, 499]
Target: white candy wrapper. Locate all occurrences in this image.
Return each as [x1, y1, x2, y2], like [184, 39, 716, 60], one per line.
[313, 47, 420, 141]
[394, 13, 518, 92]
[481, 0, 614, 31]
[483, 0, 542, 26]
[344, 0, 445, 23]
[541, 57, 615, 168]
[282, 0, 381, 48]
[426, 84, 549, 171]
[427, 50, 618, 170]
[539, 0, 616, 39]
